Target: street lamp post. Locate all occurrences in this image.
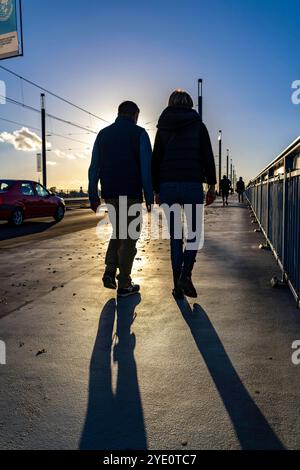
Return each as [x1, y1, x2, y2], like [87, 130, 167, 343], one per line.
[41, 93, 47, 188]
[218, 130, 222, 194]
[226, 149, 229, 179]
[198, 79, 203, 121]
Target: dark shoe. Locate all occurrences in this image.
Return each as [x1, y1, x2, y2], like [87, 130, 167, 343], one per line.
[178, 276, 198, 298]
[172, 287, 184, 300]
[117, 283, 140, 298]
[102, 272, 117, 290]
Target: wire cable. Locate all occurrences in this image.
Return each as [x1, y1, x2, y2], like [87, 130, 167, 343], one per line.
[0, 116, 94, 146]
[1, 94, 99, 134]
[0, 65, 111, 124]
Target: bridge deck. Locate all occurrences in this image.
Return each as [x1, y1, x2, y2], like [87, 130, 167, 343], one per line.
[0, 196, 299, 449]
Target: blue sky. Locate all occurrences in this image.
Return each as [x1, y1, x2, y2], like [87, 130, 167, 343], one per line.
[1, 0, 300, 189]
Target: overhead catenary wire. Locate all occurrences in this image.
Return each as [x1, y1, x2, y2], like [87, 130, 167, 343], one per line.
[47, 132, 93, 146]
[0, 116, 93, 146]
[1, 94, 156, 137]
[0, 67, 160, 135]
[1, 94, 99, 135]
[0, 116, 41, 133]
[0, 116, 91, 157]
[49, 147, 91, 151]
[0, 65, 111, 124]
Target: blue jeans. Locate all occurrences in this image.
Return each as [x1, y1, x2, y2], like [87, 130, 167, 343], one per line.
[160, 182, 204, 286]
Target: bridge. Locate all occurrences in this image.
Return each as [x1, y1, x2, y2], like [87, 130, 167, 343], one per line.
[0, 138, 300, 450]
[246, 136, 300, 307]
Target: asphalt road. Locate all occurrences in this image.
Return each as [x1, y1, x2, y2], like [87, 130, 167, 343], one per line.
[0, 209, 102, 249]
[0, 197, 300, 450]
[0, 208, 105, 320]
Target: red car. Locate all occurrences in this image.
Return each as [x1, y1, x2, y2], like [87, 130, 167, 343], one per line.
[0, 180, 65, 226]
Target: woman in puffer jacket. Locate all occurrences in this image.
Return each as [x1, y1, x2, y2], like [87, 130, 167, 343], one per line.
[152, 90, 217, 299]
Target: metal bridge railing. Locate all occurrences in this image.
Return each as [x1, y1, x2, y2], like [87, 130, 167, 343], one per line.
[245, 136, 300, 308]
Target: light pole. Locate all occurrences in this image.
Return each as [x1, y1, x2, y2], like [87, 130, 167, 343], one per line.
[198, 79, 203, 121]
[230, 158, 233, 183]
[218, 130, 222, 194]
[41, 93, 47, 188]
[226, 149, 229, 179]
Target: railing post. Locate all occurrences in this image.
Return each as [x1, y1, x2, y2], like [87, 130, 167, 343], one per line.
[282, 157, 287, 283]
[260, 176, 263, 222]
[266, 171, 270, 238]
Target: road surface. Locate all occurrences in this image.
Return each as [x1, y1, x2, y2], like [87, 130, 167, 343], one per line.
[0, 197, 300, 450]
[0, 208, 101, 249]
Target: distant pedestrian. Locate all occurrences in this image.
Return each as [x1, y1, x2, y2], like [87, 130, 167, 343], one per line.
[236, 177, 245, 203]
[88, 101, 154, 297]
[220, 175, 231, 207]
[152, 89, 217, 299]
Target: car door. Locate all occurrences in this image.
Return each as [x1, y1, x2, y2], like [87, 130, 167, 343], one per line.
[19, 182, 39, 219]
[34, 183, 55, 217]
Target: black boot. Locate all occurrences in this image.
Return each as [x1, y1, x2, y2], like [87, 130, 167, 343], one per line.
[177, 275, 198, 298]
[178, 259, 198, 298]
[102, 270, 117, 290]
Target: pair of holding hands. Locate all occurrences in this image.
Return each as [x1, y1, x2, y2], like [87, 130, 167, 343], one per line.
[90, 201, 152, 213]
[154, 186, 216, 207]
[91, 187, 216, 213]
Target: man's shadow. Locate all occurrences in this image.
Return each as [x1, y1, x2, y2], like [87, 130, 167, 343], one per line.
[79, 295, 147, 450]
[176, 299, 285, 450]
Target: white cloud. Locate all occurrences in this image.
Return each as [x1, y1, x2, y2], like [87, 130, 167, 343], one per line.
[47, 161, 57, 166]
[0, 127, 44, 152]
[0, 127, 90, 161]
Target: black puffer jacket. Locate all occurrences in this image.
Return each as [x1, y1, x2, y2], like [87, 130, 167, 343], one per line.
[152, 107, 217, 193]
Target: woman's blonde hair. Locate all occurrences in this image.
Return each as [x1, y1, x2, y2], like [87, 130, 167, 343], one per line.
[168, 89, 193, 109]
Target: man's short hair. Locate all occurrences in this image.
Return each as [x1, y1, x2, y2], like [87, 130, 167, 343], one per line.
[118, 101, 140, 117]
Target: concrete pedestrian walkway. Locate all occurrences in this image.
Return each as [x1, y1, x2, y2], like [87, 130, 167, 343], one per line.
[0, 195, 300, 449]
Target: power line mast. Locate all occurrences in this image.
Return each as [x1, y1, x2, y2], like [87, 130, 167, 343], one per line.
[218, 131, 222, 194]
[226, 149, 229, 178]
[41, 93, 47, 187]
[198, 79, 203, 121]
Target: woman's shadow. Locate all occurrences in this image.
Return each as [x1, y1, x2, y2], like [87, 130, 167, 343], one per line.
[176, 298, 285, 450]
[79, 295, 147, 450]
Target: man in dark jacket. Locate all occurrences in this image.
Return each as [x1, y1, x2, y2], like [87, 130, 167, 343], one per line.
[88, 101, 154, 297]
[220, 175, 232, 207]
[152, 90, 217, 299]
[236, 177, 245, 203]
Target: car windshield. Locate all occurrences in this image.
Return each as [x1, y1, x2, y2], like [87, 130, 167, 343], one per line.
[0, 180, 14, 192]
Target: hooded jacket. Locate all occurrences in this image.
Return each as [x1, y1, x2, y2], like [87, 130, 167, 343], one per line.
[152, 107, 217, 193]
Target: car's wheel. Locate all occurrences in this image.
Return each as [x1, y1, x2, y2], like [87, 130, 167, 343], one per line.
[54, 205, 65, 222]
[9, 208, 24, 227]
